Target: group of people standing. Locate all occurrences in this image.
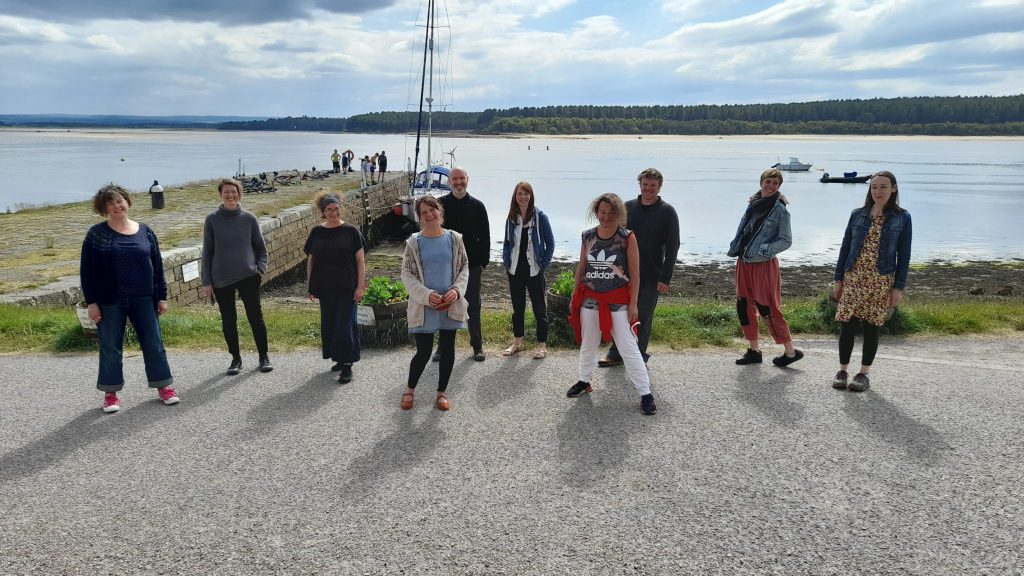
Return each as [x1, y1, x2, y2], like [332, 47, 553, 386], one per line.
[329, 149, 389, 188]
[79, 165, 911, 415]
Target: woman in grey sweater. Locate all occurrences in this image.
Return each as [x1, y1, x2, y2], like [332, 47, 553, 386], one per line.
[201, 178, 272, 374]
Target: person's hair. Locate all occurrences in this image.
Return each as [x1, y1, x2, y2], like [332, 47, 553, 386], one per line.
[507, 181, 536, 223]
[637, 168, 663, 185]
[217, 178, 242, 195]
[92, 184, 131, 215]
[416, 195, 445, 225]
[312, 191, 341, 217]
[760, 168, 784, 184]
[587, 193, 626, 227]
[862, 170, 903, 213]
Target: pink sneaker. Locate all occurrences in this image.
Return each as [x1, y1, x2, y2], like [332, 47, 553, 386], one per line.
[102, 392, 120, 413]
[157, 387, 180, 405]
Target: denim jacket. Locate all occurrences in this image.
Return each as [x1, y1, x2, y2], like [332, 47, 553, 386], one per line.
[502, 210, 555, 275]
[834, 208, 912, 290]
[727, 198, 792, 263]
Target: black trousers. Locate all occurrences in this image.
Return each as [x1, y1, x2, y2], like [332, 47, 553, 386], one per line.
[466, 265, 483, 351]
[838, 317, 880, 366]
[213, 274, 268, 357]
[508, 269, 548, 342]
[409, 330, 456, 391]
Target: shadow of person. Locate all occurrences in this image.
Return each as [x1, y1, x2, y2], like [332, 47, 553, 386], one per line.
[472, 355, 543, 408]
[842, 391, 952, 466]
[236, 373, 341, 438]
[734, 366, 806, 428]
[555, 393, 636, 488]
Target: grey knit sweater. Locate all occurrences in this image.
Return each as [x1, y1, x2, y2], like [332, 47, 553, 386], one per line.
[201, 205, 268, 288]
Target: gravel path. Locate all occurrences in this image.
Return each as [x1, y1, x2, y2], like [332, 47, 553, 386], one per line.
[1, 336, 1021, 575]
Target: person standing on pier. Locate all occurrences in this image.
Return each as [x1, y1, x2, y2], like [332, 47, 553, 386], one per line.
[378, 151, 388, 180]
[331, 149, 342, 173]
[439, 167, 490, 361]
[80, 184, 179, 413]
[201, 178, 272, 375]
[599, 167, 679, 367]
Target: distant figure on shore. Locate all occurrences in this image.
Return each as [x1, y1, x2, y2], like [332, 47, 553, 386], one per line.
[400, 195, 469, 411]
[727, 168, 803, 367]
[830, 171, 912, 392]
[500, 181, 554, 360]
[566, 193, 657, 415]
[439, 167, 490, 362]
[201, 178, 272, 376]
[360, 156, 370, 189]
[305, 192, 367, 383]
[370, 152, 378, 184]
[342, 150, 353, 173]
[600, 168, 679, 368]
[378, 151, 388, 180]
[80, 184, 179, 413]
[331, 149, 341, 173]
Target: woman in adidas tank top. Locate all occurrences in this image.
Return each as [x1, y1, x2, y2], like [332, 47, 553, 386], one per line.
[566, 193, 657, 415]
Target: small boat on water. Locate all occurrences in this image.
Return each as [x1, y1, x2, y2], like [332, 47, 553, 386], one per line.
[820, 171, 872, 184]
[772, 157, 812, 171]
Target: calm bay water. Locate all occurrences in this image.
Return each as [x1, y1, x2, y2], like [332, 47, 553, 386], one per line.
[1, 128, 1022, 265]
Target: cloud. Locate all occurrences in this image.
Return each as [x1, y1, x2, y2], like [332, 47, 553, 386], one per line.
[0, 0, 392, 25]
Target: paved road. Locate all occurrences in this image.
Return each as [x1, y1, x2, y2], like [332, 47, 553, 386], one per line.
[1, 336, 1021, 575]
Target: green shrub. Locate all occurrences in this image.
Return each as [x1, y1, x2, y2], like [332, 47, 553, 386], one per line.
[549, 269, 575, 297]
[360, 276, 408, 305]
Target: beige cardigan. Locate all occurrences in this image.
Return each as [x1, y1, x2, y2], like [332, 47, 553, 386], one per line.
[401, 229, 470, 328]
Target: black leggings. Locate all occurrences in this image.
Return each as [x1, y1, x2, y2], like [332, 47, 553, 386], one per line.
[408, 330, 456, 391]
[214, 274, 268, 357]
[838, 317, 880, 367]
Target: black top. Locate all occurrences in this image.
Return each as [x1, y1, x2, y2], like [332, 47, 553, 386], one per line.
[440, 193, 490, 268]
[80, 222, 167, 305]
[624, 196, 680, 286]
[303, 223, 366, 297]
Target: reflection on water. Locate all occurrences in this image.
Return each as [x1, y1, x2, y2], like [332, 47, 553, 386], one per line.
[1, 130, 1022, 265]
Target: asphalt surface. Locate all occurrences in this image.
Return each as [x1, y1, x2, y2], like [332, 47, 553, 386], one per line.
[1, 336, 1021, 575]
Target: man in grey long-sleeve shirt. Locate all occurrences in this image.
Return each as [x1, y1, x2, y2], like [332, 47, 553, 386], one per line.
[602, 168, 680, 366]
[201, 178, 272, 374]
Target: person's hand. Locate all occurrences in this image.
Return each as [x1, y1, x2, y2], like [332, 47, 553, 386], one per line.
[888, 288, 903, 308]
[443, 288, 459, 304]
[354, 283, 367, 303]
[87, 303, 101, 323]
[628, 303, 639, 325]
[202, 286, 213, 300]
[428, 291, 443, 307]
[157, 300, 168, 316]
[832, 280, 844, 302]
[308, 293, 318, 302]
[657, 282, 670, 294]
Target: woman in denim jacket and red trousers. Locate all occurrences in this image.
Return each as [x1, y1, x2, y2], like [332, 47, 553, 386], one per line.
[831, 171, 912, 392]
[727, 168, 803, 367]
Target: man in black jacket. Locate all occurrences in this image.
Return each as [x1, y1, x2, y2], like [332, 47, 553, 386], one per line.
[601, 167, 680, 366]
[439, 167, 490, 361]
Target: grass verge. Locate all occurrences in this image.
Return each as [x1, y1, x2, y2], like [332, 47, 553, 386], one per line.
[2, 296, 1021, 355]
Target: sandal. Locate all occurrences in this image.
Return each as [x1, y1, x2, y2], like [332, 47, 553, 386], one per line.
[400, 391, 414, 410]
[532, 349, 547, 360]
[436, 393, 450, 411]
[501, 344, 522, 356]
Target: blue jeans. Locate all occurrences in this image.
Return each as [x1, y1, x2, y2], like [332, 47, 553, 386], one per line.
[96, 296, 173, 392]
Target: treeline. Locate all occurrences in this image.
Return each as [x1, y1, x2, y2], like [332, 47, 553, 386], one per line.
[217, 95, 1024, 136]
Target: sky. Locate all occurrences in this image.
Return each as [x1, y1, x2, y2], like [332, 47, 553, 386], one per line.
[1, 0, 1023, 117]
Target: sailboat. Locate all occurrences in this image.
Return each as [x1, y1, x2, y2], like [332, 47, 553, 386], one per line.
[397, 0, 453, 221]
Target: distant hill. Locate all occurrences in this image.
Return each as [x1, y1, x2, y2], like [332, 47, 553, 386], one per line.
[0, 114, 267, 128]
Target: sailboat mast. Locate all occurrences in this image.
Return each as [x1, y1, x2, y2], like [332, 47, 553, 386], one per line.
[411, 0, 433, 193]
[425, 0, 436, 173]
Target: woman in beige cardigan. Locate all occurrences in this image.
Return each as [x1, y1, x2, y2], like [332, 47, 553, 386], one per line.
[399, 196, 469, 411]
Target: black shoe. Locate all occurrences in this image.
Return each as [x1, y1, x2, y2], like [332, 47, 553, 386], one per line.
[848, 373, 870, 392]
[832, 370, 849, 390]
[338, 364, 353, 384]
[473, 349, 486, 362]
[227, 356, 242, 375]
[735, 349, 762, 365]
[331, 362, 343, 372]
[431, 351, 441, 363]
[566, 381, 593, 398]
[640, 393, 657, 415]
[258, 355, 274, 373]
[772, 349, 804, 367]
[598, 355, 623, 367]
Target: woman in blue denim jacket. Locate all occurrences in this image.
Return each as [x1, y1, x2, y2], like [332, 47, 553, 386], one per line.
[727, 169, 803, 367]
[830, 171, 912, 392]
[501, 181, 555, 359]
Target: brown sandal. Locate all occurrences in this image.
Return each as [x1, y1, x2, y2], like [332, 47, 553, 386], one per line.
[400, 391, 414, 410]
[532, 348, 547, 360]
[435, 393, 450, 411]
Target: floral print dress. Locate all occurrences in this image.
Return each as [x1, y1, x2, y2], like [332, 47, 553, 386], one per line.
[836, 214, 894, 326]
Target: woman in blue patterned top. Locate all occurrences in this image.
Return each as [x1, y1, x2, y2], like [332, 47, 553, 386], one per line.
[80, 184, 179, 414]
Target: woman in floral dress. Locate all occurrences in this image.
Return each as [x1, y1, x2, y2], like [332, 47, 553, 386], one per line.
[831, 171, 913, 392]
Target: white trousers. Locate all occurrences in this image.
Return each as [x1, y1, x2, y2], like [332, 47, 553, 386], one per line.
[578, 307, 651, 396]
